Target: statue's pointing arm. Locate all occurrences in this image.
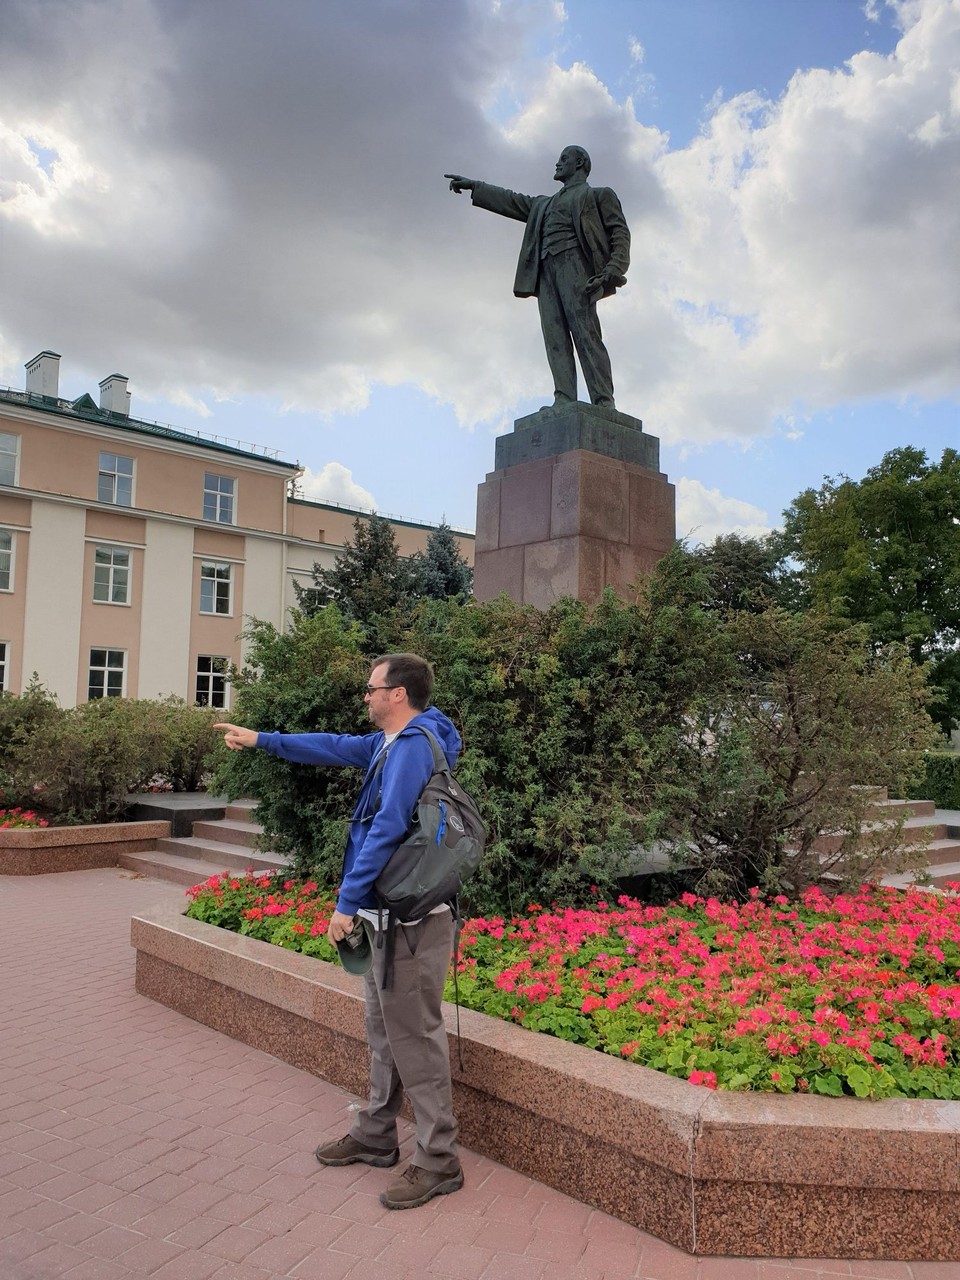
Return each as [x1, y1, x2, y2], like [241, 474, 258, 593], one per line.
[445, 174, 533, 223]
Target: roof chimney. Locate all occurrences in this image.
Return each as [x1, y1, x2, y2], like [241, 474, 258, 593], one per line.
[24, 350, 61, 399]
[99, 373, 131, 417]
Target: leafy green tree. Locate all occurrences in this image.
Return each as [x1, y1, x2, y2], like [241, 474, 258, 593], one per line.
[650, 608, 939, 899]
[407, 519, 473, 601]
[682, 533, 783, 613]
[295, 513, 413, 636]
[776, 447, 960, 731]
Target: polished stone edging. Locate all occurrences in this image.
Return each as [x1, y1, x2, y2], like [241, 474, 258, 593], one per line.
[130, 902, 960, 1260]
[0, 820, 169, 875]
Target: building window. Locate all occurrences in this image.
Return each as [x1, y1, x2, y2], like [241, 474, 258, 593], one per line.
[98, 452, 134, 506]
[0, 529, 12, 592]
[196, 656, 229, 708]
[199, 561, 232, 614]
[203, 473, 235, 524]
[0, 642, 7, 693]
[93, 546, 130, 604]
[0, 432, 18, 486]
[88, 648, 125, 699]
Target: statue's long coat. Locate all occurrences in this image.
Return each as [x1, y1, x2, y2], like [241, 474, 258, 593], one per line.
[470, 180, 630, 299]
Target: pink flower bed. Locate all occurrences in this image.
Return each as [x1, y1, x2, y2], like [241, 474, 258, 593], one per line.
[0, 807, 49, 830]
[185, 873, 960, 1100]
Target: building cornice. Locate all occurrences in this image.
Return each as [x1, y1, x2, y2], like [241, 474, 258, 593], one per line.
[0, 483, 341, 551]
[0, 392, 301, 475]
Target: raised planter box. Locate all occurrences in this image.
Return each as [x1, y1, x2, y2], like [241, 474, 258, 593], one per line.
[131, 901, 960, 1261]
[1, 820, 169, 875]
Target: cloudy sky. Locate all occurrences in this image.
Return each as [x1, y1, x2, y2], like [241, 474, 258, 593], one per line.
[2, 0, 958, 540]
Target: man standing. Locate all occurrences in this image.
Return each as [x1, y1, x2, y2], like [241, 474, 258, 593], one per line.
[214, 652, 463, 1210]
[446, 146, 630, 409]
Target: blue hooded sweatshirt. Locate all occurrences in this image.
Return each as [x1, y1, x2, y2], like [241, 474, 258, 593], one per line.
[255, 706, 461, 916]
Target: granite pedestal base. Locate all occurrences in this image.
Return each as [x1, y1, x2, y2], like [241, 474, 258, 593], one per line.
[131, 902, 960, 1260]
[474, 403, 675, 606]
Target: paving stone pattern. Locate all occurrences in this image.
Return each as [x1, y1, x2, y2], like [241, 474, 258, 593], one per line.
[0, 867, 956, 1280]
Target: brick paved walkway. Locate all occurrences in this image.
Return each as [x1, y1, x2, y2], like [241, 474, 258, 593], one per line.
[0, 868, 956, 1280]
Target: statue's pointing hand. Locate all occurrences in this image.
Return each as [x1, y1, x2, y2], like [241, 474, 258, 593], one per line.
[445, 174, 476, 194]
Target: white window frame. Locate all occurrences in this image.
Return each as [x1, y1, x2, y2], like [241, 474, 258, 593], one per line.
[92, 545, 131, 606]
[195, 655, 230, 708]
[0, 432, 19, 487]
[0, 641, 7, 693]
[202, 472, 236, 525]
[0, 529, 13, 592]
[88, 648, 126, 699]
[199, 561, 233, 615]
[98, 452, 134, 506]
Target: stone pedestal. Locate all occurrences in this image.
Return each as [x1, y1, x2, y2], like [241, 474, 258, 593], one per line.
[474, 402, 675, 607]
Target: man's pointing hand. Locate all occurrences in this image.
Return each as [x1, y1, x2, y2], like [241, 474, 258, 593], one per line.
[213, 723, 258, 751]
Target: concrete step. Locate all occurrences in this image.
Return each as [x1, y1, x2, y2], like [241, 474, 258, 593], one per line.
[918, 838, 960, 867]
[812, 815, 945, 856]
[154, 836, 289, 874]
[191, 817, 261, 848]
[119, 846, 292, 888]
[224, 798, 259, 822]
[881, 859, 960, 891]
[865, 798, 936, 821]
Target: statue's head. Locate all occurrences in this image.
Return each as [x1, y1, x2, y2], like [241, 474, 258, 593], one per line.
[554, 146, 591, 181]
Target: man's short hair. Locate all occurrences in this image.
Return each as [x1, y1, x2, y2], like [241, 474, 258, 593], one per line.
[372, 652, 434, 711]
[567, 145, 591, 176]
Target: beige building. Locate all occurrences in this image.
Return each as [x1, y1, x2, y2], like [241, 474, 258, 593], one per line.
[0, 352, 473, 708]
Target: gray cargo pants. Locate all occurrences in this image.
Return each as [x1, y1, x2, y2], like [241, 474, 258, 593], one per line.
[350, 909, 459, 1173]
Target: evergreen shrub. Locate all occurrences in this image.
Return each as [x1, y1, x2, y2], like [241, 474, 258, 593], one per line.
[211, 544, 938, 914]
[909, 752, 960, 811]
[0, 688, 222, 823]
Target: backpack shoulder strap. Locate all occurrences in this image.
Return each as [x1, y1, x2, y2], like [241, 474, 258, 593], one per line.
[403, 723, 450, 774]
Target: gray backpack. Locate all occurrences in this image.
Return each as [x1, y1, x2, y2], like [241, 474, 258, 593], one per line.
[372, 725, 485, 921]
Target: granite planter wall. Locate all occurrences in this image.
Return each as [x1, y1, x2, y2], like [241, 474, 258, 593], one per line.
[0, 820, 169, 875]
[131, 902, 960, 1261]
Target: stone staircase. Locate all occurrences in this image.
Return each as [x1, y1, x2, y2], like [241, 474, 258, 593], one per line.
[876, 798, 960, 890]
[118, 799, 293, 887]
[805, 794, 960, 889]
[118, 793, 960, 895]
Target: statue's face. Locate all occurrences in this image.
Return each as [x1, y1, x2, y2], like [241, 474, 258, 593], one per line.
[553, 149, 580, 182]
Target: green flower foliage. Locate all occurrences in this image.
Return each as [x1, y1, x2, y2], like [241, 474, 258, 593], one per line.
[184, 873, 960, 1101]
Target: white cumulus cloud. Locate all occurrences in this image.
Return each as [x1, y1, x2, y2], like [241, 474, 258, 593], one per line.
[298, 462, 377, 511]
[675, 477, 772, 545]
[0, 0, 956, 463]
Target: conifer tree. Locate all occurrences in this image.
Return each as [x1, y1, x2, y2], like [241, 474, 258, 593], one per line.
[408, 519, 473, 601]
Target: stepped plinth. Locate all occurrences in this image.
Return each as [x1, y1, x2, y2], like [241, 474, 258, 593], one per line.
[473, 402, 675, 607]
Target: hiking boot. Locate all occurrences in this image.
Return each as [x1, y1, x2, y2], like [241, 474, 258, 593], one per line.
[314, 1133, 399, 1168]
[379, 1162, 464, 1210]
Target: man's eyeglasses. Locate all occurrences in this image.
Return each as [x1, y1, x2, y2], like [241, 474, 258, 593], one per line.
[365, 683, 400, 693]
